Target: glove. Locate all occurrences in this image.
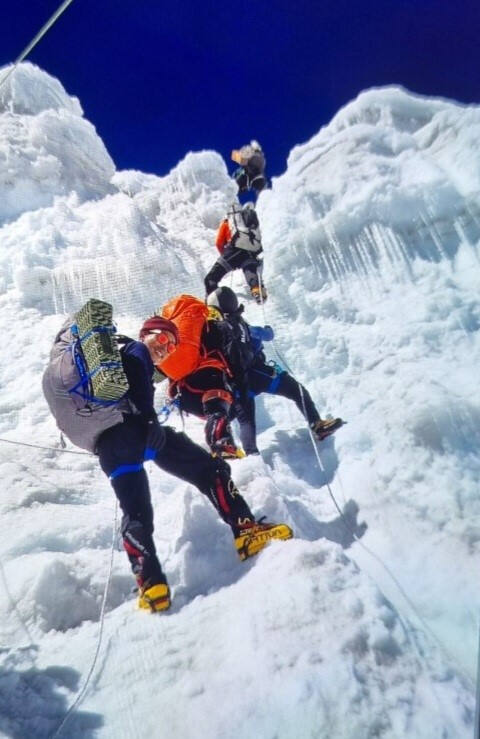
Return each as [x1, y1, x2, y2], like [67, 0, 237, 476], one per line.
[263, 325, 274, 341]
[144, 412, 166, 456]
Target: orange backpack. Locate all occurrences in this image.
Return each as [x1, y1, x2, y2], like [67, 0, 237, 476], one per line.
[158, 294, 209, 381]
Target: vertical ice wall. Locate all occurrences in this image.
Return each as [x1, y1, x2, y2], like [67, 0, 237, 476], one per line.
[255, 86, 480, 677]
[258, 86, 480, 299]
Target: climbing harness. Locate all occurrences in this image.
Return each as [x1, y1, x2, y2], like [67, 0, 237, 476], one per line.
[157, 396, 180, 424]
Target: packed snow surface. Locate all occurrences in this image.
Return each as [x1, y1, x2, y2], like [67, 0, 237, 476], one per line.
[0, 64, 478, 738]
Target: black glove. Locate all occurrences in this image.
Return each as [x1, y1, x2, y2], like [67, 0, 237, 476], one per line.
[144, 412, 166, 452]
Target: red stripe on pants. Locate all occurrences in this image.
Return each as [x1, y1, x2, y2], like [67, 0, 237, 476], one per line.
[215, 477, 230, 514]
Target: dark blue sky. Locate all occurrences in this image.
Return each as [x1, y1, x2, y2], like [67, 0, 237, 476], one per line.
[3, 1, 480, 179]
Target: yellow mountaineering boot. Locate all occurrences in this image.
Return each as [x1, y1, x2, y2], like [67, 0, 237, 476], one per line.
[220, 446, 246, 460]
[138, 582, 171, 612]
[310, 417, 344, 441]
[250, 285, 268, 304]
[235, 521, 293, 561]
[211, 440, 246, 460]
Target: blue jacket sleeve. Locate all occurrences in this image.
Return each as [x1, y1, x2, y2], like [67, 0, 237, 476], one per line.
[121, 340, 156, 416]
[250, 325, 274, 343]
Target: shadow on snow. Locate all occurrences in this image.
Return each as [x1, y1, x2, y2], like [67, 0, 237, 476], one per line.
[0, 661, 103, 738]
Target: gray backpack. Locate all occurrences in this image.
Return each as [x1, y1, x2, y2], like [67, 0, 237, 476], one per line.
[42, 302, 131, 453]
[227, 203, 262, 253]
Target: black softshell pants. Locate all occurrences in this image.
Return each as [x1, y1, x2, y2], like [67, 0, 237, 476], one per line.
[204, 245, 263, 295]
[233, 365, 320, 454]
[96, 415, 254, 586]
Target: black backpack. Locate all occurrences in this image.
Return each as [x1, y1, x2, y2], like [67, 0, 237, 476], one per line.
[241, 206, 259, 230]
[227, 204, 262, 253]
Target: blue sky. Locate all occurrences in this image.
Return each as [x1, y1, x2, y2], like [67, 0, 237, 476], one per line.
[2, 0, 480, 179]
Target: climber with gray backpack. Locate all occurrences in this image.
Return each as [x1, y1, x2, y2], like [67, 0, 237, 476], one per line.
[42, 299, 293, 612]
[204, 201, 267, 304]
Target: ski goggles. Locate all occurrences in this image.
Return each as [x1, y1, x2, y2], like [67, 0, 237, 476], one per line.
[147, 330, 177, 355]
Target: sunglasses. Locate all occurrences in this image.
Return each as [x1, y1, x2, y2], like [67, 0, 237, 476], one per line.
[150, 330, 177, 354]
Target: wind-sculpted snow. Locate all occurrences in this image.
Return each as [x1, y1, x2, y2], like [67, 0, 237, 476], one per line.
[258, 87, 480, 284]
[0, 65, 478, 737]
[0, 63, 82, 117]
[0, 62, 115, 223]
[0, 149, 235, 314]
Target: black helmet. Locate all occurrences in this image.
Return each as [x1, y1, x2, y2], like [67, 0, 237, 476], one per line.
[207, 286, 239, 314]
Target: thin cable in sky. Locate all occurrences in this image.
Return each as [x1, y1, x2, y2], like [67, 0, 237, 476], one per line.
[0, 0, 75, 90]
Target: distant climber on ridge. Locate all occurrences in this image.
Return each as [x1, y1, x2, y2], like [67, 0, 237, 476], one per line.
[231, 140, 267, 195]
[204, 201, 267, 304]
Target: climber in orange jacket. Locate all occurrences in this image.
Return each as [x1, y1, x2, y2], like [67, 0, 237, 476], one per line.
[144, 295, 246, 459]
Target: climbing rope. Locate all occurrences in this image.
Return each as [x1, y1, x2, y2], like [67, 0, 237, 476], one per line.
[297, 388, 473, 685]
[475, 631, 480, 739]
[0, 436, 90, 455]
[0, 391, 177, 455]
[0, 0, 75, 91]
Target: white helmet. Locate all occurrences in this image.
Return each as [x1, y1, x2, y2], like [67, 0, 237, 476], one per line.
[250, 140, 262, 152]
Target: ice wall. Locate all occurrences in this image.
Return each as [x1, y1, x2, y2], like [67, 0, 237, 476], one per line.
[258, 86, 480, 290]
[256, 86, 480, 676]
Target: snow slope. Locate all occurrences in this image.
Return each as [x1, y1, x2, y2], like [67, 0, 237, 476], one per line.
[0, 64, 477, 738]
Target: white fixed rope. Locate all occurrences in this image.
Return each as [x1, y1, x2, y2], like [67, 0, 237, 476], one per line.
[0, 0, 75, 90]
